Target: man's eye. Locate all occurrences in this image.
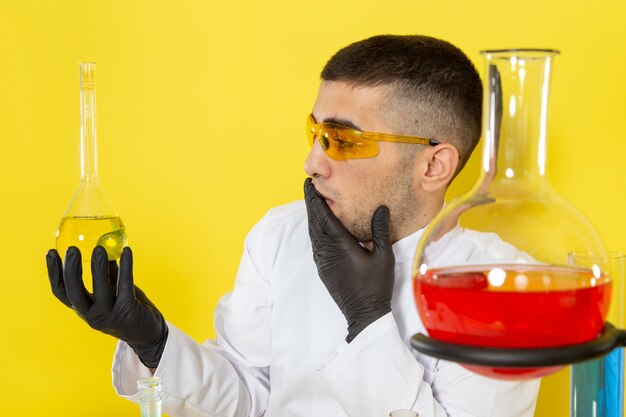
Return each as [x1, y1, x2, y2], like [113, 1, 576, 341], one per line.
[333, 136, 353, 148]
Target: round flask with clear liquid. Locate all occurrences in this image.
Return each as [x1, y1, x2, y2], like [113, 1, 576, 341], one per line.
[413, 50, 610, 380]
[56, 63, 127, 267]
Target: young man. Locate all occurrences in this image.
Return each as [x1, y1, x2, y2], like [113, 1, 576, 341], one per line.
[47, 35, 540, 416]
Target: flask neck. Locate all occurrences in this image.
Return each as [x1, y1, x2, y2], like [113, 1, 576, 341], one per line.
[480, 50, 558, 188]
[138, 377, 162, 417]
[80, 62, 98, 183]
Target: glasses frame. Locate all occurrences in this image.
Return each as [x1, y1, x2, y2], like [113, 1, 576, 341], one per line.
[307, 114, 440, 160]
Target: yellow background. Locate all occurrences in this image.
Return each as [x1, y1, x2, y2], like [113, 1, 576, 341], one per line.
[1, 0, 625, 416]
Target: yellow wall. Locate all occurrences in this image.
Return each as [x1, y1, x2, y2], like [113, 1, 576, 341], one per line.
[1, 0, 625, 416]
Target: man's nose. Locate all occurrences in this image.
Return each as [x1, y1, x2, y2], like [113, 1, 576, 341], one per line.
[304, 139, 331, 178]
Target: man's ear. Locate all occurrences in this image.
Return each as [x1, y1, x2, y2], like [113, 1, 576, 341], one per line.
[419, 144, 460, 193]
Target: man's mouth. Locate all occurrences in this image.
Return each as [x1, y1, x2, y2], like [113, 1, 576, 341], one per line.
[311, 182, 335, 206]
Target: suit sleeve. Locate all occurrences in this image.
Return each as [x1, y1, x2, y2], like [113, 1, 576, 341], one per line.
[318, 313, 540, 417]
[111, 214, 274, 417]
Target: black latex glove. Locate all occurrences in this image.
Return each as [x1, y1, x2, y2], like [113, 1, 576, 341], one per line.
[46, 245, 168, 369]
[304, 178, 395, 343]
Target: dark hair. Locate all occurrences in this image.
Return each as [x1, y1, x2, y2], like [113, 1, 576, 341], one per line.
[321, 34, 482, 174]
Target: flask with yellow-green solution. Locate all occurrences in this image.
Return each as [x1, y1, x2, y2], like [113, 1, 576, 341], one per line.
[56, 62, 127, 271]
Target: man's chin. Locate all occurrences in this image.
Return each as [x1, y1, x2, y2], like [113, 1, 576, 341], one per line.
[335, 215, 372, 243]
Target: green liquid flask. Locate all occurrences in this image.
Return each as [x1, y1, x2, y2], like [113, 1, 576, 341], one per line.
[56, 62, 127, 267]
[138, 377, 163, 417]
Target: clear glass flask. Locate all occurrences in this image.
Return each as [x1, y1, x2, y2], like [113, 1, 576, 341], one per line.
[570, 251, 625, 417]
[55, 63, 127, 265]
[413, 49, 610, 380]
[138, 377, 163, 417]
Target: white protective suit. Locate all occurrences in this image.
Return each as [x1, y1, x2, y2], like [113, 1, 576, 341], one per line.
[112, 200, 541, 417]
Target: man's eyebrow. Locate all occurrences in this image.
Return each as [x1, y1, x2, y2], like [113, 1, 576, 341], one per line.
[323, 117, 362, 131]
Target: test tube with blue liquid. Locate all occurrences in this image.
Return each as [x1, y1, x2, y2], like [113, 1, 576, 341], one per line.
[569, 252, 625, 417]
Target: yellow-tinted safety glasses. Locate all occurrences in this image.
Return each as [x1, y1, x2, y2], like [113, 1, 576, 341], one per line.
[306, 114, 440, 160]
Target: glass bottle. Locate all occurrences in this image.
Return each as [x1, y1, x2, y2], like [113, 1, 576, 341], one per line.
[138, 377, 162, 417]
[56, 63, 127, 266]
[389, 410, 419, 417]
[413, 49, 610, 380]
[569, 251, 625, 417]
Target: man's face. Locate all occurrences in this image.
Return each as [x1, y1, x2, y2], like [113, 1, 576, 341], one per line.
[304, 80, 423, 243]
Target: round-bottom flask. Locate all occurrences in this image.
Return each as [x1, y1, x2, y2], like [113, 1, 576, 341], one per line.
[413, 50, 609, 380]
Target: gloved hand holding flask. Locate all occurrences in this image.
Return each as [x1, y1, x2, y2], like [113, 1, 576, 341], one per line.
[45, 246, 168, 369]
[304, 178, 395, 343]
